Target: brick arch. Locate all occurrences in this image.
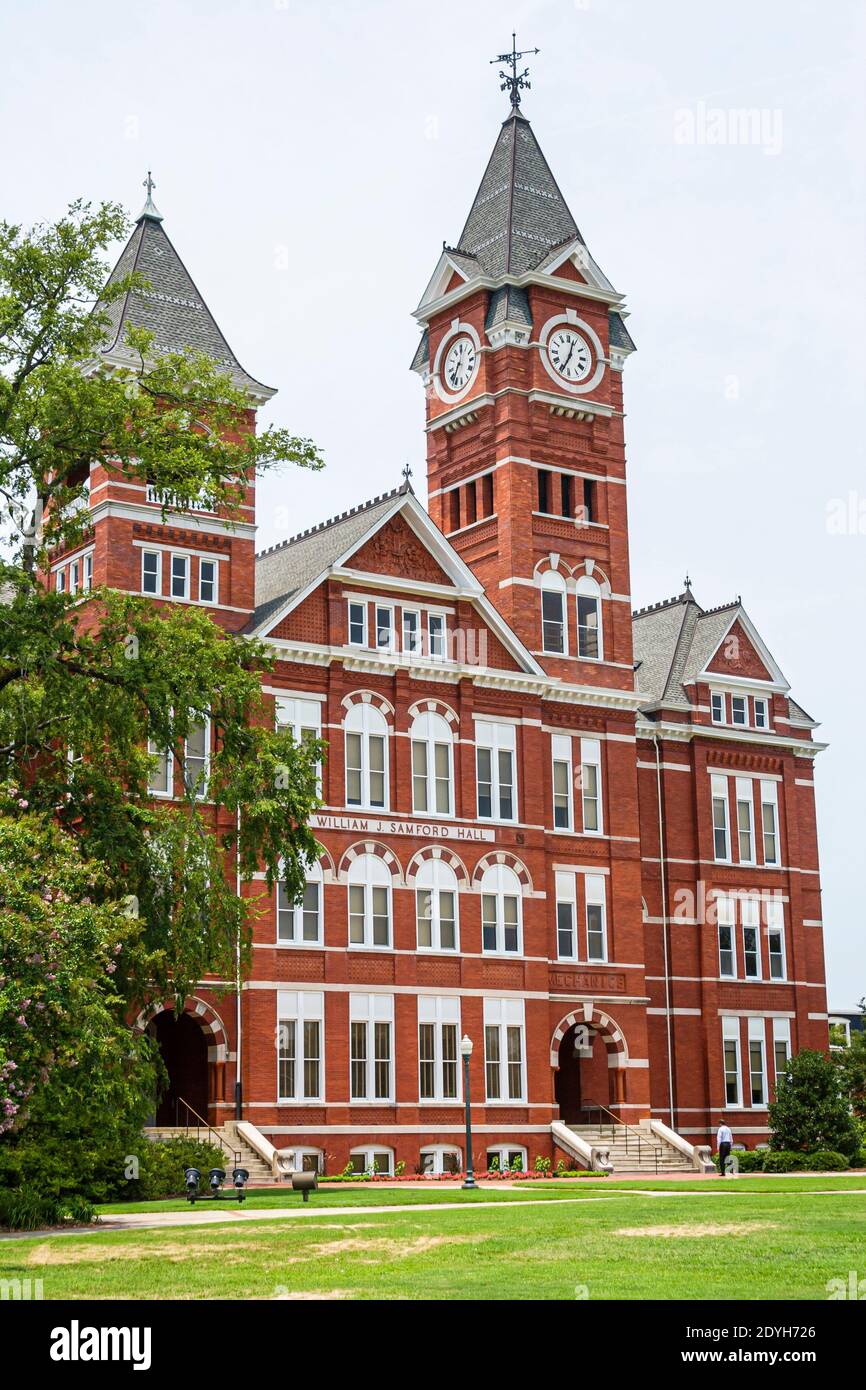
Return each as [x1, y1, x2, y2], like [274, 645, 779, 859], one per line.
[471, 851, 532, 893]
[310, 843, 337, 882]
[405, 844, 470, 888]
[340, 689, 395, 723]
[549, 1004, 629, 1068]
[574, 560, 612, 598]
[134, 994, 229, 1064]
[533, 554, 576, 581]
[407, 697, 459, 728]
[337, 840, 404, 884]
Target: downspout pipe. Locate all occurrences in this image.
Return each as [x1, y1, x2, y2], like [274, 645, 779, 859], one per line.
[653, 732, 676, 1129]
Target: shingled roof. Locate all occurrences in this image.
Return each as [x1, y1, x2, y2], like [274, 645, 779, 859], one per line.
[453, 107, 583, 278]
[95, 194, 274, 398]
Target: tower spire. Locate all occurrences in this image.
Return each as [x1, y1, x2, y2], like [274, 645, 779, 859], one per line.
[490, 32, 539, 110]
[137, 170, 163, 223]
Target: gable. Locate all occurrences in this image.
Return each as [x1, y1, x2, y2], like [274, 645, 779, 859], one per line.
[445, 270, 464, 294]
[706, 620, 774, 681]
[552, 257, 587, 284]
[346, 512, 453, 587]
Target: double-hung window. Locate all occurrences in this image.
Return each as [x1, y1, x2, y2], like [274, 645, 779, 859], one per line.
[760, 780, 779, 865]
[69, 559, 80, 595]
[348, 601, 367, 647]
[418, 996, 460, 1102]
[585, 874, 608, 961]
[551, 735, 573, 830]
[711, 691, 724, 723]
[711, 774, 730, 861]
[765, 897, 786, 980]
[402, 608, 421, 655]
[147, 734, 173, 797]
[411, 711, 453, 816]
[736, 778, 754, 862]
[580, 737, 602, 833]
[772, 1018, 791, 1086]
[753, 697, 769, 730]
[722, 1018, 741, 1106]
[348, 853, 391, 949]
[415, 858, 459, 952]
[375, 605, 394, 652]
[555, 871, 577, 960]
[183, 716, 209, 799]
[717, 894, 735, 978]
[277, 861, 323, 945]
[748, 1018, 767, 1106]
[481, 863, 522, 955]
[350, 994, 393, 1101]
[576, 577, 602, 659]
[731, 695, 747, 726]
[541, 572, 567, 654]
[475, 721, 516, 822]
[428, 613, 446, 660]
[276, 695, 322, 795]
[484, 998, 525, 1102]
[277, 991, 323, 1102]
[141, 550, 161, 595]
[83, 553, 93, 592]
[345, 703, 388, 809]
[170, 553, 189, 599]
[199, 558, 218, 603]
[56, 567, 66, 593]
[741, 896, 761, 979]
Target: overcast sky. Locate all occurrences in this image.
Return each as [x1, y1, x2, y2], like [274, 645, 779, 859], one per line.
[3, 0, 864, 1003]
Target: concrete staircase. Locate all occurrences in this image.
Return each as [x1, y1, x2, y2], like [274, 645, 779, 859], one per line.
[564, 1123, 696, 1174]
[143, 1123, 281, 1185]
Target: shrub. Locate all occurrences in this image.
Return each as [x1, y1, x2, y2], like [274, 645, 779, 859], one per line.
[761, 1150, 812, 1173]
[0, 1188, 95, 1231]
[534, 1155, 551, 1173]
[713, 1148, 764, 1173]
[768, 1050, 860, 1157]
[803, 1149, 848, 1172]
[131, 1137, 229, 1200]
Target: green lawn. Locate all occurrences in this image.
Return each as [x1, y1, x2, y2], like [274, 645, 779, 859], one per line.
[97, 1172, 866, 1214]
[4, 1181, 864, 1300]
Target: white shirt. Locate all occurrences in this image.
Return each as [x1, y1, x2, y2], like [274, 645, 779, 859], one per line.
[717, 1124, 733, 1146]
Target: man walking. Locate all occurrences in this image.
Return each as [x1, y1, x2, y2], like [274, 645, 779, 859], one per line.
[717, 1120, 734, 1176]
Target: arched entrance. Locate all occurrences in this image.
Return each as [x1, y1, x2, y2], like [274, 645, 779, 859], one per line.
[550, 1006, 629, 1123]
[150, 1010, 209, 1124]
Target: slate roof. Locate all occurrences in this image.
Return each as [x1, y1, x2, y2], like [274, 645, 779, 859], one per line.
[95, 204, 273, 397]
[609, 310, 636, 352]
[250, 484, 411, 632]
[453, 108, 583, 278]
[632, 591, 787, 711]
[409, 328, 429, 373]
[485, 284, 533, 331]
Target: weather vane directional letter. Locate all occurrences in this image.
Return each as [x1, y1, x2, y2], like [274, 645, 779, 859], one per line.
[490, 32, 540, 108]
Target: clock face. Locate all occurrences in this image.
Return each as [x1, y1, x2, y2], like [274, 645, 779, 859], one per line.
[547, 328, 592, 383]
[442, 336, 477, 393]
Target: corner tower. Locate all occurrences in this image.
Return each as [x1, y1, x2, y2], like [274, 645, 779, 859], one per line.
[411, 65, 636, 689]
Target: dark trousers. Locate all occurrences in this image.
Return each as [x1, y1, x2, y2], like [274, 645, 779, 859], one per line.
[718, 1141, 732, 1175]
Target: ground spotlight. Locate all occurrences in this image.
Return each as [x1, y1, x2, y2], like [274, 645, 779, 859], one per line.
[232, 1167, 250, 1202]
[291, 1170, 318, 1203]
[209, 1167, 226, 1194]
[185, 1167, 200, 1203]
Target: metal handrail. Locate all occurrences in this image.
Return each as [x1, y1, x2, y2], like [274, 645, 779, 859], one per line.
[581, 1098, 663, 1173]
[175, 1095, 241, 1166]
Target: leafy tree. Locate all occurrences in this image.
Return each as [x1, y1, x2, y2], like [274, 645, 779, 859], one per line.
[0, 201, 325, 1155]
[768, 1049, 860, 1157]
[833, 999, 866, 1124]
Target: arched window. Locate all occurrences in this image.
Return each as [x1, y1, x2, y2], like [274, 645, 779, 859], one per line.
[277, 858, 323, 945]
[415, 858, 459, 952]
[349, 1146, 393, 1176]
[420, 1146, 462, 1175]
[576, 574, 603, 660]
[480, 863, 523, 956]
[410, 710, 454, 816]
[347, 853, 392, 948]
[344, 702, 388, 809]
[541, 570, 567, 655]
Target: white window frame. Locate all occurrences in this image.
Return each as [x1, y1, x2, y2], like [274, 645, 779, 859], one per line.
[711, 774, 731, 862]
[753, 696, 769, 730]
[748, 1017, 767, 1107]
[420, 1146, 462, 1176]
[483, 997, 526, 1103]
[760, 780, 779, 865]
[141, 549, 161, 596]
[170, 552, 189, 600]
[183, 715, 210, 800]
[480, 863, 523, 956]
[710, 690, 725, 724]
[415, 857, 459, 953]
[347, 853, 392, 950]
[344, 702, 388, 810]
[349, 1146, 393, 1176]
[765, 896, 786, 981]
[83, 552, 94, 592]
[741, 895, 761, 979]
[485, 1144, 527, 1173]
[375, 603, 395, 653]
[722, 1017, 742, 1108]
[717, 893, 736, 978]
[347, 600, 367, 648]
[735, 777, 755, 863]
[402, 607, 422, 655]
[147, 734, 174, 798]
[551, 735, 573, 832]
[277, 990, 324, 1103]
[418, 996, 461, 1103]
[349, 994, 394, 1103]
[772, 1018, 791, 1086]
[585, 873, 608, 962]
[731, 694, 747, 727]
[410, 710, 454, 817]
[69, 558, 80, 595]
[555, 870, 578, 961]
[277, 860, 323, 946]
[475, 720, 517, 823]
[198, 557, 219, 605]
[281, 1147, 324, 1174]
[428, 612, 447, 660]
[56, 567, 66, 593]
[575, 575, 603, 661]
[580, 736, 603, 834]
[541, 570, 568, 655]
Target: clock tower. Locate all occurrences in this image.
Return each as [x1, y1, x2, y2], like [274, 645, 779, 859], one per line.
[411, 57, 637, 690]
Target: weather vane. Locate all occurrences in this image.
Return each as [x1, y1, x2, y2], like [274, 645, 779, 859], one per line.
[402, 462, 413, 484]
[143, 170, 156, 198]
[490, 32, 540, 108]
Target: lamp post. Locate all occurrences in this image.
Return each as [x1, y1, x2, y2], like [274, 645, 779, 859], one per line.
[460, 1034, 477, 1189]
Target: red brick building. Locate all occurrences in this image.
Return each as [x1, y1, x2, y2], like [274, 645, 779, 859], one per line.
[53, 98, 828, 1174]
